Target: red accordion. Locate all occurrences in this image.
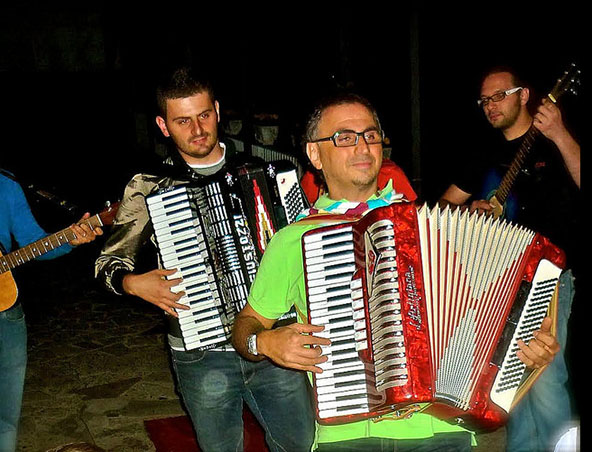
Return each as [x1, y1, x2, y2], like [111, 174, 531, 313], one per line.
[302, 202, 565, 430]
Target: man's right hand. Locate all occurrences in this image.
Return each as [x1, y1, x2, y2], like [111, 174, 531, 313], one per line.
[122, 269, 189, 317]
[257, 323, 332, 373]
[469, 199, 494, 215]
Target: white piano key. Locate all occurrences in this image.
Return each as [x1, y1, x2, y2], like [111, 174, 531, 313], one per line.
[160, 243, 206, 263]
[305, 258, 353, 273]
[307, 272, 355, 289]
[320, 341, 358, 357]
[318, 405, 370, 419]
[146, 187, 189, 205]
[149, 202, 193, 223]
[315, 378, 369, 396]
[318, 354, 365, 372]
[310, 306, 352, 322]
[312, 313, 355, 330]
[318, 395, 371, 411]
[179, 313, 220, 328]
[317, 387, 370, 403]
[184, 333, 227, 349]
[307, 261, 357, 280]
[305, 245, 354, 260]
[154, 220, 200, 242]
[309, 280, 353, 297]
[162, 251, 207, 268]
[303, 228, 353, 245]
[156, 228, 204, 249]
[309, 289, 352, 305]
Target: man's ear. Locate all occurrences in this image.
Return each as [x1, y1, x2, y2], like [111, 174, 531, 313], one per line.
[155, 116, 170, 137]
[306, 142, 323, 170]
[215, 101, 220, 123]
[520, 87, 530, 106]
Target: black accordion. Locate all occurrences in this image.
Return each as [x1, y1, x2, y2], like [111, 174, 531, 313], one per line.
[146, 160, 308, 351]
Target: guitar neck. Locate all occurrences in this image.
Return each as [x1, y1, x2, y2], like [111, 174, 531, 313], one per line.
[0, 214, 103, 275]
[494, 125, 540, 205]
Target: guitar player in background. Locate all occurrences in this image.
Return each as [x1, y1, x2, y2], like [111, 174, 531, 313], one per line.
[0, 169, 102, 452]
[439, 66, 580, 452]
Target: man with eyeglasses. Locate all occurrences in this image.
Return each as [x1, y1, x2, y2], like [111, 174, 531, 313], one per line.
[439, 66, 580, 451]
[232, 92, 561, 451]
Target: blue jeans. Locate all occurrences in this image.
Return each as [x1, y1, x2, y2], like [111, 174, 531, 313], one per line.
[314, 432, 472, 451]
[506, 270, 575, 452]
[171, 348, 315, 452]
[0, 303, 27, 452]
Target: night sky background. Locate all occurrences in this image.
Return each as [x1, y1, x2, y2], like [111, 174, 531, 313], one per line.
[1, 1, 586, 421]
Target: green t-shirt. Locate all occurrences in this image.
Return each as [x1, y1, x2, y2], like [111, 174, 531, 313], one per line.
[247, 187, 474, 446]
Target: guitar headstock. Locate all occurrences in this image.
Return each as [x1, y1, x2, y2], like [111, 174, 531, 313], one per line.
[97, 201, 120, 226]
[548, 63, 581, 103]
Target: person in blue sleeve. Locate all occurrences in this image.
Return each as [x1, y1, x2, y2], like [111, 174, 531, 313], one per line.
[0, 169, 102, 452]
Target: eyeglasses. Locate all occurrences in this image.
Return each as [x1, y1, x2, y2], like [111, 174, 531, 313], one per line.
[310, 129, 384, 147]
[477, 87, 523, 106]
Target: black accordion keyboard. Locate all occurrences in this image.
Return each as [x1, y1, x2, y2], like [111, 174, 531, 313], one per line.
[146, 160, 308, 350]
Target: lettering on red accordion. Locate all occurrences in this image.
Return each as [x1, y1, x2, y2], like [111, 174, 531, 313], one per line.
[146, 160, 308, 352]
[403, 266, 422, 331]
[302, 202, 565, 431]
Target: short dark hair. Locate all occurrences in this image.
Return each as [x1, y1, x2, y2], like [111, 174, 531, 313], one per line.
[155, 67, 215, 117]
[480, 65, 528, 91]
[302, 92, 382, 192]
[303, 92, 381, 143]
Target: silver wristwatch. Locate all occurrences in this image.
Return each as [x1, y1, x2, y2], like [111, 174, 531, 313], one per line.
[247, 333, 258, 356]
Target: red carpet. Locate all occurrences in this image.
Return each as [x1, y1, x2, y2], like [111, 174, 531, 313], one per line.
[144, 407, 269, 452]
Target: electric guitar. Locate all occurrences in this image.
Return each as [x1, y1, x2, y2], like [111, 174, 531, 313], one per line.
[0, 202, 119, 311]
[488, 63, 580, 219]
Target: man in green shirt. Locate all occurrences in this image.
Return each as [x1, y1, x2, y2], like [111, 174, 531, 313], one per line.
[232, 92, 560, 451]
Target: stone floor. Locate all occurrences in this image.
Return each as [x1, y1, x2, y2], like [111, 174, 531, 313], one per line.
[13, 244, 507, 451]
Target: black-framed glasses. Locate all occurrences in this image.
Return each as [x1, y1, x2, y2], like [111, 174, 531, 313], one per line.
[477, 87, 523, 107]
[310, 129, 384, 147]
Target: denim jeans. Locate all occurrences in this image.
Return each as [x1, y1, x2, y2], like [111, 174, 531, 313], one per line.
[506, 270, 575, 452]
[170, 348, 315, 452]
[314, 432, 472, 451]
[0, 303, 27, 452]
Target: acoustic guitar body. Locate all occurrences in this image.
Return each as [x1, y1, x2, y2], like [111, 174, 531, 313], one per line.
[0, 251, 18, 311]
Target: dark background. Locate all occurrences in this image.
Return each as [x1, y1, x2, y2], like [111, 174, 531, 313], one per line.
[1, 1, 585, 427]
[1, 4, 583, 210]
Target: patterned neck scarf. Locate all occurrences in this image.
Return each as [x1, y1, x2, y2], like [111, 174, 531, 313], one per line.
[296, 180, 405, 220]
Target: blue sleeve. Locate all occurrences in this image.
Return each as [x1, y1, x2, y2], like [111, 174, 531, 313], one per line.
[6, 178, 72, 260]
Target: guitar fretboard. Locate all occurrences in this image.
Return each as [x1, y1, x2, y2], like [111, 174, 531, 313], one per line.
[495, 126, 540, 205]
[0, 215, 102, 274]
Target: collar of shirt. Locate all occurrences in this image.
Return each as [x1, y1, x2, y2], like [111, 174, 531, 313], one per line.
[187, 142, 226, 169]
[296, 180, 405, 220]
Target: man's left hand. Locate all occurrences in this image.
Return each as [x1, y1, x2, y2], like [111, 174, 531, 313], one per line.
[533, 98, 567, 142]
[70, 212, 103, 245]
[516, 316, 560, 369]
